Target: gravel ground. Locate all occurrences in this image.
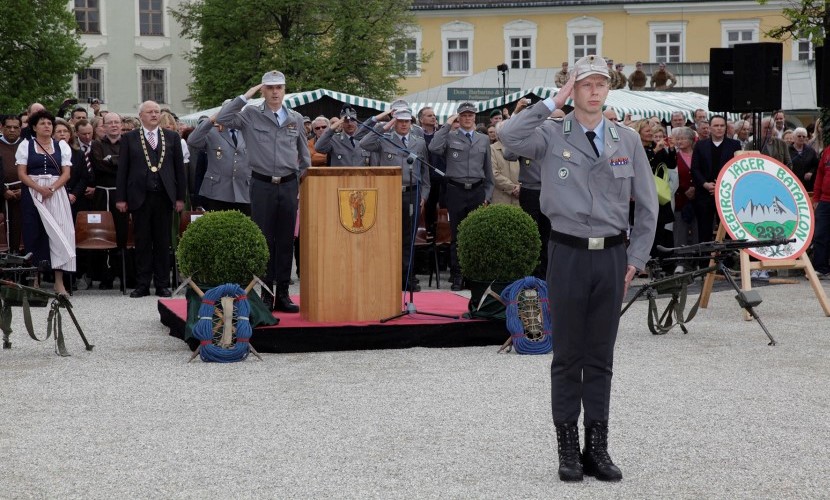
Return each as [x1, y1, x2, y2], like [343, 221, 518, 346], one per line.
[2, 276, 829, 499]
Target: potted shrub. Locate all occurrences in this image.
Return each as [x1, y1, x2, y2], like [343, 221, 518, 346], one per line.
[176, 210, 276, 344]
[457, 204, 540, 318]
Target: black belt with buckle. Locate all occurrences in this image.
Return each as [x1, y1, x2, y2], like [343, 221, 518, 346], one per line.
[550, 230, 626, 250]
[447, 179, 483, 190]
[251, 171, 297, 184]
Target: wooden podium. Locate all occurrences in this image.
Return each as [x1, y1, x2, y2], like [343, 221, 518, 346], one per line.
[299, 167, 402, 322]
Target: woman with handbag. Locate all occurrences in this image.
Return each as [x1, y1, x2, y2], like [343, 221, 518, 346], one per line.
[633, 120, 676, 268]
[15, 110, 76, 296]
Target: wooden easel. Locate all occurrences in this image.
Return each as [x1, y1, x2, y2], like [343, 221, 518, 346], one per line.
[699, 224, 830, 318]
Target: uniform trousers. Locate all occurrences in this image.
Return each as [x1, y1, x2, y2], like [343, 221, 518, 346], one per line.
[519, 187, 549, 279]
[813, 201, 830, 274]
[424, 177, 445, 234]
[548, 237, 626, 424]
[204, 198, 251, 216]
[693, 197, 718, 243]
[250, 176, 298, 284]
[132, 191, 173, 289]
[446, 182, 485, 273]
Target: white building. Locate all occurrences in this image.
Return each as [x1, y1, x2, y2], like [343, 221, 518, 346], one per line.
[71, 0, 196, 116]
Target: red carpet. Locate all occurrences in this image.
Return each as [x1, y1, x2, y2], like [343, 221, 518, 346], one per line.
[159, 291, 507, 353]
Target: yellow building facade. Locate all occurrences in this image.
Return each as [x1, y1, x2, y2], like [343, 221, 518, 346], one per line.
[402, 0, 796, 95]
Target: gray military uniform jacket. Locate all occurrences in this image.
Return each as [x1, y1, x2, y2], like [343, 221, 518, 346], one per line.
[215, 96, 310, 177]
[428, 126, 494, 201]
[187, 119, 251, 203]
[314, 121, 372, 167]
[503, 143, 543, 189]
[359, 130, 431, 200]
[499, 102, 658, 270]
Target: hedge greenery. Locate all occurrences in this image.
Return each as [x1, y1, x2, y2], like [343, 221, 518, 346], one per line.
[457, 204, 540, 282]
[176, 210, 269, 286]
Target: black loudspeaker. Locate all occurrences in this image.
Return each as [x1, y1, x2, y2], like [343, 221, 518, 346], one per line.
[708, 48, 734, 112]
[732, 42, 783, 112]
[817, 46, 828, 108]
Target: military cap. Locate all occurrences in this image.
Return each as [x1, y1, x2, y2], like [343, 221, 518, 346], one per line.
[457, 102, 477, 114]
[261, 70, 286, 85]
[573, 55, 610, 81]
[489, 109, 502, 118]
[393, 108, 412, 121]
[303, 116, 311, 123]
[340, 105, 358, 121]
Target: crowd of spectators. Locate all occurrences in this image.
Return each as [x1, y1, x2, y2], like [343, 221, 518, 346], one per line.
[1, 94, 828, 293]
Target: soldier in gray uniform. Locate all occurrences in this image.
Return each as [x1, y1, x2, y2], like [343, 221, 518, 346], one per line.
[427, 101, 494, 291]
[216, 70, 310, 313]
[314, 105, 371, 167]
[187, 112, 251, 214]
[359, 107, 430, 292]
[499, 55, 657, 483]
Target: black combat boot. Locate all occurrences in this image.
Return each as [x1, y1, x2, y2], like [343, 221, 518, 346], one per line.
[554, 422, 583, 482]
[274, 281, 299, 313]
[583, 420, 623, 482]
[259, 286, 275, 312]
[450, 267, 464, 291]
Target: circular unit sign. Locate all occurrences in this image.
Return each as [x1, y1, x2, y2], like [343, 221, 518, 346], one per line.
[715, 153, 813, 260]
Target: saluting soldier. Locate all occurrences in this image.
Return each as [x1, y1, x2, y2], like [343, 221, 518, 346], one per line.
[186, 111, 251, 214]
[428, 102, 494, 291]
[314, 105, 372, 167]
[500, 55, 658, 483]
[216, 70, 310, 313]
[359, 107, 430, 292]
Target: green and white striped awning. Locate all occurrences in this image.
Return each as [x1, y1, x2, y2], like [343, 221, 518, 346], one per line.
[181, 87, 735, 127]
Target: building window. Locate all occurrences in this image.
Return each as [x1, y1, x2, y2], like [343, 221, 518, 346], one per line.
[75, 0, 100, 34]
[795, 37, 814, 61]
[396, 38, 419, 75]
[566, 17, 603, 63]
[447, 39, 469, 74]
[649, 21, 687, 63]
[721, 20, 759, 48]
[77, 68, 102, 102]
[141, 69, 166, 103]
[510, 37, 532, 69]
[504, 20, 537, 70]
[139, 0, 164, 36]
[441, 21, 474, 77]
[655, 33, 681, 62]
[573, 34, 597, 61]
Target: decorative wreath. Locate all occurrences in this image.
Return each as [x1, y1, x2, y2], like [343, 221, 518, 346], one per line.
[500, 277, 552, 355]
[192, 283, 253, 362]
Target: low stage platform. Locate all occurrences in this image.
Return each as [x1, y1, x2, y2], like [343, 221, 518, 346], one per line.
[158, 291, 507, 353]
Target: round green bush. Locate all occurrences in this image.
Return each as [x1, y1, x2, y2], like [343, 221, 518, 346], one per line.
[457, 204, 540, 282]
[176, 210, 269, 286]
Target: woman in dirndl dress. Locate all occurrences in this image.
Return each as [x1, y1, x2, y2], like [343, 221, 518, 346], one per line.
[15, 109, 76, 296]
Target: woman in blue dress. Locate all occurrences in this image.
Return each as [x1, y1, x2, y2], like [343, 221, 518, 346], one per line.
[15, 110, 76, 296]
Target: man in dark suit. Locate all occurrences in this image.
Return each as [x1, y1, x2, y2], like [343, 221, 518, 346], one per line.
[116, 100, 185, 298]
[690, 115, 742, 241]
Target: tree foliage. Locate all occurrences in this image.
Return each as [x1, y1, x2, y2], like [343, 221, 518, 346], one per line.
[171, 0, 426, 109]
[0, 0, 90, 113]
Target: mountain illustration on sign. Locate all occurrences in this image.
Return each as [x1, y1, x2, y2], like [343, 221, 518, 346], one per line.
[737, 196, 797, 239]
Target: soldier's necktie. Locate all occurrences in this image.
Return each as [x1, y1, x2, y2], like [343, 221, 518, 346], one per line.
[274, 112, 281, 126]
[585, 131, 600, 157]
[466, 132, 472, 143]
[350, 136, 355, 148]
[231, 129, 238, 148]
[147, 130, 157, 150]
[402, 136, 407, 148]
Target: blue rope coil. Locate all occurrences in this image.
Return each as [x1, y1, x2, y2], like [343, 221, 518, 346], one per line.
[192, 283, 252, 363]
[500, 276, 553, 355]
